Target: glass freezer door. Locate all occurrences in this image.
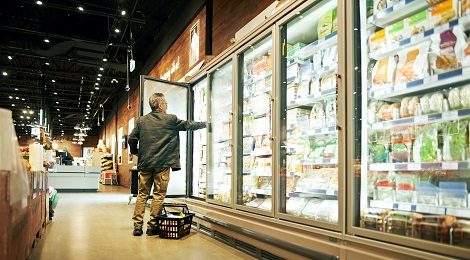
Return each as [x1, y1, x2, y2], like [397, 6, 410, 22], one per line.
[278, 0, 340, 226]
[207, 61, 233, 204]
[350, 0, 470, 258]
[192, 78, 208, 199]
[236, 34, 273, 212]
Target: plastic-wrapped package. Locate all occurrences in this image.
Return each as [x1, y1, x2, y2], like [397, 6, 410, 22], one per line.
[376, 171, 395, 202]
[245, 198, 265, 208]
[295, 168, 318, 189]
[370, 130, 390, 163]
[413, 124, 438, 163]
[371, 57, 396, 88]
[297, 80, 310, 99]
[460, 85, 470, 108]
[378, 103, 400, 121]
[309, 103, 325, 130]
[448, 87, 463, 110]
[391, 126, 413, 162]
[442, 119, 469, 161]
[430, 26, 465, 74]
[258, 197, 272, 210]
[323, 138, 337, 158]
[400, 96, 420, 118]
[286, 197, 309, 216]
[311, 168, 334, 190]
[324, 98, 336, 127]
[314, 200, 338, 223]
[395, 173, 418, 203]
[368, 101, 385, 125]
[393, 41, 430, 85]
[301, 198, 323, 219]
[413, 215, 458, 244]
[309, 139, 327, 159]
[385, 211, 422, 236]
[361, 208, 390, 231]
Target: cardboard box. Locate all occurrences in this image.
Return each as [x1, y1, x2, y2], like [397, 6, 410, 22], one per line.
[406, 10, 429, 36]
[428, 0, 457, 28]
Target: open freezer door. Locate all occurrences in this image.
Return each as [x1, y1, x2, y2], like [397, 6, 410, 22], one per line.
[140, 75, 190, 196]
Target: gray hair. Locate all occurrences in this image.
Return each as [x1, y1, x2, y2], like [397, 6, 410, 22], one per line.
[149, 93, 166, 111]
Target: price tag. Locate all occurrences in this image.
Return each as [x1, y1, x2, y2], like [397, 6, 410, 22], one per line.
[318, 37, 325, 45]
[326, 189, 336, 195]
[430, 206, 446, 215]
[415, 205, 431, 213]
[370, 200, 394, 209]
[442, 111, 459, 121]
[388, 42, 399, 52]
[372, 122, 383, 130]
[463, 66, 470, 75]
[414, 115, 428, 125]
[398, 204, 412, 211]
[394, 83, 406, 91]
[374, 89, 385, 97]
[393, 1, 405, 9]
[321, 128, 329, 134]
[408, 163, 421, 171]
[410, 33, 424, 43]
[331, 158, 338, 164]
[447, 208, 470, 218]
[370, 163, 390, 171]
[423, 75, 437, 84]
[287, 64, 298, 79]
[434, 23, 450, 34]
[442, 162, 458, 170]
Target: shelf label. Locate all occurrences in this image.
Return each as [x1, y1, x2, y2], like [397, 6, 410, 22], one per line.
[414, 115, 428, 125]
[326, 189, 335, 195]
[394, 83, 406, 91]
[442, 162, 458, 170]
[393, 1, 405, 9]
[370, 163, 391, 171]
[423, 75, 438, 84]
[372, 122, 383, 130]
[321, 127, 329, 134]
[463, 66, 470, 75]
[410, 33, 424, 42]
[434, 23, 450, 34]
[415, 205, 430, 213]
[388, 42, 399, 52]
[330, 158, 338, 164]
[447, 208, 470, 218]
[442, 111, 459, 121]
[407, 163, 421, 171]
[398, 203, 412, 211]
[370, 200, 394, 209]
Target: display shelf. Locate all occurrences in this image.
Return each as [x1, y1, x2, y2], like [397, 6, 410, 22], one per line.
[369, 18, 466, 61]
[287, 88, 336, 110]
[370, 200, 470, 218]
[244, 110, 270, 118]
[249, 169, 272, 176]
[251, 148, 272, 157]
[250, 189, 272, 195]
[291, 187, 338, 196]
[301, 126, 337, 137]
[370, 161, 470, 171]
[366, 0, 430, 29]
[371, 68, 470, 100]
[300, 158, 338, 165]
[302, 63, 338, 80]
[295, 31, 338, 59]
[216, 137, 232, 143]
[244, 70, 273, 86]
[371, 108, 470, 130]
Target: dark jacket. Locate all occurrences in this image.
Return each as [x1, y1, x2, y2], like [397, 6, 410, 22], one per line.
[128, 110, 206, 171]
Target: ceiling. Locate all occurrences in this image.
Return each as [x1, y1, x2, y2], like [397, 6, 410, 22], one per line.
[0, 0, 192, 141]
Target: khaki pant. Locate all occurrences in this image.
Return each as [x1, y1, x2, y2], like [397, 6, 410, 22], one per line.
[132, 167, 170, 229]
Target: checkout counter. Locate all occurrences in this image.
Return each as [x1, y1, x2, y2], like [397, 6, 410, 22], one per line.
[48, 165, 100, 191]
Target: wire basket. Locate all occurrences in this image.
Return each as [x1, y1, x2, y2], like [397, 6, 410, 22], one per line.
[156, 203, 195, 239]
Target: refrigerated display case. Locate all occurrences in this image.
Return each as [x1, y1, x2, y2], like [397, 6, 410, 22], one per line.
[349, 0, 470, 258]
[192, 78, 208, 199]
[278, 0, 341, 228]
[236, 34, 274, 212]
[207, 61, 234, 204]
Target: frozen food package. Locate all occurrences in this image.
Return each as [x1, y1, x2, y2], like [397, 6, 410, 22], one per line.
[320, 74, 336, 91]
[430, 26, 466, 74]
[427, 0, 457, 28]
[322, 45, 338, 67]
[258, 197, 272, 210]
[297, 80, 310, 99]
[256, 176, 271, 189]
[312, 51, 322, 71]
[361, 208, 390, 231]
[324, 98, 336, 127]
[442, 119, 469, 161]
[286, 197, 309, 216]
[367, 0, 374, 18]
[414, 124, 438, 163]
[370, 130, 390, 163]
[391, 126, 413, 162]
[301, 198, 323, 219]
[416, 181, 439, 205]
[386, 20, 406, 45]
[286, 176, 295, 193]
[311, 77, 321, 95]
[413, 216, 458, 244]
[317, 8, 333, 39]
[452, 220, 470, 247]
[331, 7, 337, 33]
[245, 198, 265, 208]
[374, 0, 387, 15]
[420, 92, 443, 114]
[378, 103, 400, 121]
[368, 101, 384, 124]
[461, 85, 470, 108]
[385, 211, 422, 236]
[315, 200, 338, 223]
[448, 87, 463, 110]
[311, 167, 333, 190]
[376, 171, 395, 202]
[328, 168, 339, 191]
[309, 102, 325, 130]
[323, 138, 337, 158]
[371, 57, 396, 88]
[367, 171, 382, 197]
[439, 182, 468, 207]
[309, 139, 327, 159]
[394, 41, 430, 85]
[406, 10, 428, 36]
[395, 173, 418, 203]
[400, 96, 420, 118]
[296, 168, 318, 189]
[386, 0, 400, 8]
[463, 0, 470, 15]
[369, 29, 387, 52]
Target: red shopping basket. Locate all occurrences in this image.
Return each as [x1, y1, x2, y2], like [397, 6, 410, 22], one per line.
[156, 203, 195, 239]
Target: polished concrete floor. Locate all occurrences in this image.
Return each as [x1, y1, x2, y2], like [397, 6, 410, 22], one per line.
[32, 185, 255, 260]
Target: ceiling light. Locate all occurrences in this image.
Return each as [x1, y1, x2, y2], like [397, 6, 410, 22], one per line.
[88, 100, 91, 103]
[111, 79, 118, 83]
[60, 123, 63, 126]
[51, 79, 56, 82]
[99, 67, 104, 71]
[36, 1, 42, 5]
[2, 72, 7, 76]
[121, 10, 126, 16]
[45, 62, 50, 65]
[15, 97, 19, 99]
[78, 6, 84, 11]
[57, 108, 60, 111]
[26, 116, 30, 119]
[114, 28, 120, 33]
[54, 92, 57, 95]
[12, 104, 15, 107]
[7, 55, 13, 60]
[21, 98, 25, 101]
[29, 111, 34, 114]
[95, 86, 100, 90]
[23, 110, 27, 114]
[9, 96, 12, 99]
[97, 77, 101, 81]
[98, 73, 102, 77]
[20, 116, 24, 119]
[102, 58, 107, 62]
[90, 91, 94, 94]
[44, 39, 50, 43]
[56, 101, 59, 104]
[15, 88, 18, 90]
[77, 141, 83, 145]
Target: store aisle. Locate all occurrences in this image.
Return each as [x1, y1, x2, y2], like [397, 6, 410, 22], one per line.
[32, 185, 254, 260]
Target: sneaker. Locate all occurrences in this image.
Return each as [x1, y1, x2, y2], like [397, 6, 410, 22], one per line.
[146, 229, 159, 236]
[133, 228, 143, 236]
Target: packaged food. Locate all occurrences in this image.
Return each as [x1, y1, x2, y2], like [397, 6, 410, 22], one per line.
[311, 77, 321, 95]
[420, 92, 444, 115]
[378, 103, 400, 121]
[286, 197, 309, 216]
[463, 0, 470, 16]
[301, 198, 323, 219]
[317, 9, 333, 39]
[311, 167, 333, 190]
[322, 46, 338, 67]
[390, 126, 413, 162]
[296, 80, 310, 99]
[461, 85, 470, 108]
[394, 41, 430, 85]
[369, 29, 387, 52]
[413, 124, 438, 163]
[309, 102, 325, 130]
[439, 182, 468, 208]
[413, 215, 458, 244]
[328, 170, 338, 191]
[320, 74, 336, 91]
[452, 220, 470, 247]
[370, 130, 390, 163]
[371, 57, 396, 88]
[427, 0, 457, 28]
[315, 200, 338, 223]
[309, 139, 327, 159]
[430, 26, 466, 74]
[448, 87, 463, 109]
[368, 101, 385, 124]
[400, 96, 420, 118]
[416, 181, 439, 205]
[376, 171, 395, 202]
[442, 119, 469, 161]
[323, 138, 337, 158]
[367, 171, 382, 197]
[386, 0, 400, 8]
[312, 51, 323, 72]
[324, 98, 336, 127]
[386, 19, 406, 45]
[296, 167, 318, 189]
[385, 211, 422, 236]
[367, 0, 374, 18]
[286, 176, 295, 193]
[245, 198, 265, 207]
[331, 7, 338, 33]
[395, 173, 418, 203]
[258, 197, 272, 210]
[361, 208, 390, 231]
[374, 0, 387, 15]
[405, 10, 428, 36]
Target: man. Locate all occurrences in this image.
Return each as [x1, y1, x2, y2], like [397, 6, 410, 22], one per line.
[128, 93, 206, 236]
